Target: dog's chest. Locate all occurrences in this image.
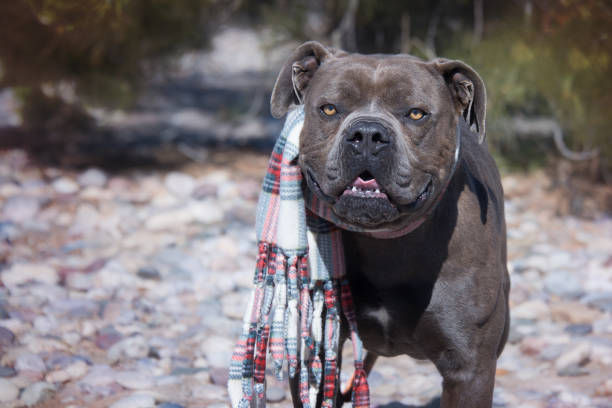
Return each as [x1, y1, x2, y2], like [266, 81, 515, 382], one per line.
[341, 230, 440, 358]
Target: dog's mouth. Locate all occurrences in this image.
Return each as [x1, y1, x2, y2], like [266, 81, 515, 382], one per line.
[342, 171, 389, 200]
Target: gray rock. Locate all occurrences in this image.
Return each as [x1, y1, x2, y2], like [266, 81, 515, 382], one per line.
[109, 393, 156, 408]
[208, 367, 228, 386]
[2, 263, 59, 286]
[557, 363, 590, 377]
[564, 323, 593, 336]
[78, 365, 115, 387]
[0, 378, 19, 402]
[0, 366, 16, 378]
[95, 326, 122, 350]
[266, 385, 286, 403]
[582, 292, 612, 313]
[165, 172, 196, 198]
[157, 403, 185, 408]
[137, 266, 161, 280]
[20, 381, 56, 406]
[169, 366, 207, 376]
[0, 327, 15, 347]
[2, 196, 41, 223]
[77, 168, 108, 187]
[544, 270, 584, 298]
[115, 371, 154, 390]
[108, 335, 150, 363]
[15, 353, 46, 373]
[555, 343, 591, 374]
[52, 177, 79, 194]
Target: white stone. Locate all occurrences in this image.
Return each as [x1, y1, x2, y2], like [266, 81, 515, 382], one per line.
[512, 300, 550, 320]
[45, 360, 89, 383]
[52, 177, 79, 194]
[77, 168, 107, 187]
[107, 335, 149, 363]
[190, 201, 224, 224]
[555, 343, 591, 371]
[115, 371, 154, 390]
[145, 208, 196, 230]
[108, 393, 155, 408]
[0, 378, 19, 402]
[165, 172, 196, 198]
[15, 353, 46, 373]
[20, 381, 56, 406]
[2, 263, 59, 287]
[78, 365, 115, 387]
[2, 196, 41, 223]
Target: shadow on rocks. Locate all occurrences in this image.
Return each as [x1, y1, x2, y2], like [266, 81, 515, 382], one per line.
[378, 396, 441, 408]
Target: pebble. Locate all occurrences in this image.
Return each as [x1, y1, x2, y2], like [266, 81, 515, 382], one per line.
[137, 266, 161, 281]
[555, 343, 591, 373]
[564, 323, 592, 336]
[15, 353, 46, 373]
[157, 403, 185, 408]
[45, 360, 89, 383]
[2, 263, 59, 286]
[208, 367, 228, 386]
[78, 365, 115, 387]
[109, 393, 156, 408]
[20, 381, 56, 406]
[77, 168, 108, 187]
[0, 326, 15, 347]
[511, 300, 549, 320]
[544, 270, 584, 298]
[165, 172, 196, 198]
[550, 302, 600, 324]
[52, 177, 80, 194]
[95, 326, 123, 350]
[0, 366, 16, 377]
[2, 196, 41, 223]
[145, 208, 196, 230]
[108, 335, 150, 363]
[266, 385, 285, 403]
[221, 291, 249, 320]
[0, 378, 19, 402]
[115, 371, 154, 390]
[582, 292, 612, 313]
[595, 378, 612, 397]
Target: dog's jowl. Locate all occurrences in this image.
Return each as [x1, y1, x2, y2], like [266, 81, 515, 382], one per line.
[270, 42, 510, 408]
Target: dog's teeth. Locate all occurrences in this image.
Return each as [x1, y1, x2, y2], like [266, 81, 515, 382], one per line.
[352, 186, 357, 192]
[375, 189, 380, 193]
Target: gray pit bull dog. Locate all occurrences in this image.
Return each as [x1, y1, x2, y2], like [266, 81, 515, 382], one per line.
[270, 41, 510, 408]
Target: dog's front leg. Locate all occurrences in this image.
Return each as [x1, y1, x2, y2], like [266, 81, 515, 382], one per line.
[439, 359, 497, 408]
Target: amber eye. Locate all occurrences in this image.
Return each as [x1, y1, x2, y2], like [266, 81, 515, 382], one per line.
[321, 104, 337, 116]
[408, 109, 425, 121]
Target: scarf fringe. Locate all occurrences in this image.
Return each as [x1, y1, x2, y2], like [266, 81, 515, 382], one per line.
[230, 243, 369, 408]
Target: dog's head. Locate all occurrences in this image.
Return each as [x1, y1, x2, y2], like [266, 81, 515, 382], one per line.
[270, 41, 486, 231]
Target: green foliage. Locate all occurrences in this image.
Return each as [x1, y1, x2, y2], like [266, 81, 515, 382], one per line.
[456, 0, 612, 164]
[0, 0, 220, 107]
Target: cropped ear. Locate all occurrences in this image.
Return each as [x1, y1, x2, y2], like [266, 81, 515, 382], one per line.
[432, 59, 487, 143]
[270, 41, 336, 118]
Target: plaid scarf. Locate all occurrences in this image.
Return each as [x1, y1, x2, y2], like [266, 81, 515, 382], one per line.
[228, 106, 371, 408]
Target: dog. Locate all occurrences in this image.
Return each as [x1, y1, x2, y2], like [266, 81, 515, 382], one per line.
[269, 41, 510, 408]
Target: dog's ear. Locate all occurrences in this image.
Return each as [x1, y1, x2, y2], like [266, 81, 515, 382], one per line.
[270, 41, 336, 118]
[432, 59, 487, 143]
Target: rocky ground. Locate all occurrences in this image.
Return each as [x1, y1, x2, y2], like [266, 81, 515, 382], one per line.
[0, 147, 610, 408]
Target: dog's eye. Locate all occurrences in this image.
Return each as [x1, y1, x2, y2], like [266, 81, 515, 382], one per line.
[408, 109, 425, 121]
[321, 104, 337, 116]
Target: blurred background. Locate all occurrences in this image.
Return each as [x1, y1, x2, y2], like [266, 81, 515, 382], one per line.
[0, 1, 611, 408]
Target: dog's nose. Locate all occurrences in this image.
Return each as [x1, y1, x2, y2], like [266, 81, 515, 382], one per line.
[345, 121, 391, 157]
